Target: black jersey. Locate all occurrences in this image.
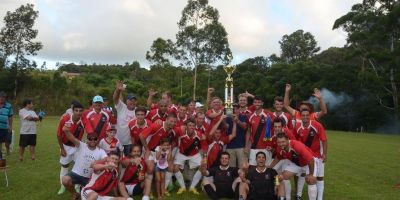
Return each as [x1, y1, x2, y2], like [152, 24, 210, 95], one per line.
[247, 166, 278, 200]
[208, 166, 239, 190]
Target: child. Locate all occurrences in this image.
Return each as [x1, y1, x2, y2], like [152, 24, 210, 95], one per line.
[155, 138, 172, 199]
[98, 124, 123, 156]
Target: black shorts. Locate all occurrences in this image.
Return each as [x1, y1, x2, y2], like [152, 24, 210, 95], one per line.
[215, 183, 239, 199]
[67, 171, 90, 186]
[19, 134, 37, 147]
[0, 129, 11, 143]
[130, 183, 144, 196]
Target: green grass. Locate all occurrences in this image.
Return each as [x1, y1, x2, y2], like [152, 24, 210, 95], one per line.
[0, 116, 399, 199]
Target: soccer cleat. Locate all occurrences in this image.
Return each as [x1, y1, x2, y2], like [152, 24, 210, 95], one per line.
[295, 195, 302, 200]
[189, 187, 200, 195]
[74, 184, 81, 193]
[176, 187, 186, 194]
[57, 185, 66, 195]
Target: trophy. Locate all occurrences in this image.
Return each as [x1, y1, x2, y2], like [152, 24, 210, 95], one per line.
[223, 65, 235, 116]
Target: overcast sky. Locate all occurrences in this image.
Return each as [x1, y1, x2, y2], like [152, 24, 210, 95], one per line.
[0, 0, 361, 69]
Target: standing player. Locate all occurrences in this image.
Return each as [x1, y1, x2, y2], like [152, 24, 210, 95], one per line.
[176, 105, 188, 127]
[147, 89, 178, 113]
[294, 109, 327, 200]
[206, 97, 224, 128]
[128, 107, 152, 146]
[0, 91, 13, 159]
[18, 99, 40, 161]
[146, 100, 169, 124]
[113, 80, 137, 156]
[57, 102, 86, 195]
[270, 96, 293, 130]
[194, 112, 209, 136]
[245, 96, 274, 166]
[119, 145, 147, 199]
[98, 124, 124, 155]
[226, 104, 248, 168]
[139, 113, 178, 200]
[173, 118, 207, 195]
[82, 95, 112, 140]
[284, 84, 327, 123]
[187, 100, 197, 118]
[269, 133, 319, 200]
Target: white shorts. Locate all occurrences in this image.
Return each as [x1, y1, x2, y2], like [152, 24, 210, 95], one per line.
[249, 149, 272, 166]
[174, 152, 201, 169]
[81, 189, 113, 200]
[146, 151, 157, 162]
[59, 145, 77, 165]
[282, 158, 318, 177]
[272, 159, 287, 173]
[316, 158, 324, 177]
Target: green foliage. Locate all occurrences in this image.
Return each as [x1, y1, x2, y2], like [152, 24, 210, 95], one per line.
[279, 29, 320, 64]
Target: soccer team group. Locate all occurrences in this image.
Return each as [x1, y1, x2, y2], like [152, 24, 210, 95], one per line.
[14, 80, 329, 200]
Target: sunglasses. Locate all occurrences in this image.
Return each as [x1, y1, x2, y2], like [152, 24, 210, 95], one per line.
[88, 137, 98, 141]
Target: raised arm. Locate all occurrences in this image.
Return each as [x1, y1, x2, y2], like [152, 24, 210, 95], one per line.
[62, 125, 81, 147]
[208, 115, 226, 138]
[284, 84, 296, 116]
[206, 87, 215, 110]
[146, 89, 157, 108]
[228, 120, 237, 141]
[113, 80, 125, 105]
[313, 88, 327, 118]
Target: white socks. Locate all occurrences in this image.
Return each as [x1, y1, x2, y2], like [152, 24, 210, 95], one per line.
[190, 170, 202, 188]
[317, 180, 324, 200]
[283, 180, 291, 200]
[60, 167, 69, 185]
[297, 176, 305, 197]
[174, 171, 186, 189]
[165, 171, 172, 189]
[308, 184, 317, 200]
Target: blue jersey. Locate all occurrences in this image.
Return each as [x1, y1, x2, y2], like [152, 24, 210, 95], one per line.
[0, 102, 13, 129]
[226, 114, 248, 149]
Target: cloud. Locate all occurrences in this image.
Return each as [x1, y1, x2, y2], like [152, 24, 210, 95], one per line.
[0, 0, 362, 68]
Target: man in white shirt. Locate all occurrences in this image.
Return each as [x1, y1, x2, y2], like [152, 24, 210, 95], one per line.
[113, 80, 137, 156]
[18, 99, 39, 161]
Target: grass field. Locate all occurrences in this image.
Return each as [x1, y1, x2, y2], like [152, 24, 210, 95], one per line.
[0, 116, 399, 200]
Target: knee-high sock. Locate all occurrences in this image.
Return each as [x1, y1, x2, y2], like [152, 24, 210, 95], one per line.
[60, 166, 69, 185]
[190, 170, 202, 188]
[308, 184, 317, 200]
[174, 171, 186, 189]
[204, 184, 218, 200]
[283, 180, 291, 200]
[297, 176, 306, 196]
[317, 180, 324, 200]
[165, 171, 172, 189]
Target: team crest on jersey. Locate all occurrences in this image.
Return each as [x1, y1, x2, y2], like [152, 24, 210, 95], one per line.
[265, 174, 270, 180]
[310, 130, 316, 136]
[102, 116, 107, 122]
[227, 171, 231, 176]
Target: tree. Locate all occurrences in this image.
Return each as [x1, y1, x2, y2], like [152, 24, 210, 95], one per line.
[333, 0, 400, 118]
[0, 4, 42, 99]
[147, 0, 232, 99]
[279, 29, 320, 63]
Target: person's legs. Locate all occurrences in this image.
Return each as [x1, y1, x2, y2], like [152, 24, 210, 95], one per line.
[203, 182, 218, 200]
[316, 159, 324, 200]
[118, 182, 129, 198]
[226, 148, 237, 167]
[29, 134, 37, 160]
[160, 171, 165, 197]
[236, 148, 247, 168]
[29, 146, 36, 160]
[155, 171, 162, 198]
[19, 146, 25, 161]
[238, 181, 249, 200]
[5, 130, 12, 154]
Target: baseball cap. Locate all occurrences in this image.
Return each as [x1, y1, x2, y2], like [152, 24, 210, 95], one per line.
[92, 95, 104, 103]
[0, 91, 7, 97]
[127, 93, 137, 100]
[195, 102, 204, 108]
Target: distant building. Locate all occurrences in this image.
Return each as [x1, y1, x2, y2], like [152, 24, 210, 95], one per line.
[61, 71, 80, 80]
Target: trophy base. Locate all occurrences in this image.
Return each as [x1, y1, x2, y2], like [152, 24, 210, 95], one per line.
[225, 108, 233, 117]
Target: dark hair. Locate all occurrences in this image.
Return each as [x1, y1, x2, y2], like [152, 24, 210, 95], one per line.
[135, 106, 147, 114]
[276, 132, 289, 140]
[131, 144, 142, 153]
[274, 96, 283, 102]
[273, 117, 284, 125]
[160, 137, 171, 144]
[253, 96, 264, 102]
[72, 102, 84, 110]
[185, 118, 196, 125]
[109, 150, 121, 157]
[300, 108, 311, 114]
[220, 151, 230, 158]
[195, 112, 205, 118]
[22, 99, 33, 107]
[256, 151, 266, 158]
[166, 112, 177, 119]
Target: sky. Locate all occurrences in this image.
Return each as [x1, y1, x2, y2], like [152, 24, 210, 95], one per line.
[0, 0, 361, 69]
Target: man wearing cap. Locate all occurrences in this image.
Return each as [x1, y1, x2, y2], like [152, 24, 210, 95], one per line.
[0, 91, 13, 158]
[82, 95, 112, 140]
[113, 81, 137, 156]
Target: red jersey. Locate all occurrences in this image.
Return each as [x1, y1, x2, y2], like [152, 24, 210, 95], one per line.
[207, 136, 229, 168]
[82, 109, 111, 140]
[83, 163, 119, 196]
[195, 123, 210, 137]
[270, 111, 293, 130]
[146, 109, 168, 123]
[275, 140, 315, 167]
[294, 110, 319, 123]
[294, 121, 327, 158]
[57, 114, 86, 147]
[205, 109, 223, 129]
[140, 122, 177, 151]
[238, 107, 253, 120]
[150, 103, 178, 114]
[248, 110, 273, 149]
[129, 119, 152, 145]
[120, 157, 147, 185]
[176, 129, 207, 156]
[176, 114, 188, 128]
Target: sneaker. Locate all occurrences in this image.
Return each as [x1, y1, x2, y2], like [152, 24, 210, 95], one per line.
[74, 184, 81, 193]
[295, 195, 302, 200]
[176, 187, 186, 195]
[189, 187, 200, 195]
[57, 185, 66, 195]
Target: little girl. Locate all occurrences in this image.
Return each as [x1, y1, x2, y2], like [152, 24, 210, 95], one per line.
[155, 138, 172, 199]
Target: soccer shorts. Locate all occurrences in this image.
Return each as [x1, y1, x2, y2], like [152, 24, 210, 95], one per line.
[59, 144, 77, 165]
[19, 134, 36, 147]
[126, 183, 144, 196]
[174, 152, 201, 169]
[81, 189, 114, 200]
[249, 149, 272, 166]
[67, 171, 89, 186]
[282, 158, 318, 177]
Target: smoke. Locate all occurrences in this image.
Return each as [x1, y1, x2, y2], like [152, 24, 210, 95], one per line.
[308, 88, 353, 109]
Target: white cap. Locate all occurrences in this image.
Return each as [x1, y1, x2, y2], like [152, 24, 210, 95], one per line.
[195, 102, 204, 108]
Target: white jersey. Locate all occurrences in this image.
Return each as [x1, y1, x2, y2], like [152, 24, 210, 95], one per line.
[98, 137, 124, 154]
[155, 146, 169, 170]
[115, 100, 136, 145]
[72, 141, 107, 178]
[19, 108, 38, 135]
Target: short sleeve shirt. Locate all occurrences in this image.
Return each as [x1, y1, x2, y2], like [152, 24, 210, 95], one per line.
[19, 108, 38, 135]
[115, 100, 136, 145]
[72, 141, 107, 178]
[0, 102, 13, 129]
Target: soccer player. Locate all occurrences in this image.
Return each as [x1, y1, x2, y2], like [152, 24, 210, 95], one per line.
[270, 96, 293, 130]
[128, 107, 152, 146]
[194, 112, 209, 136]
[98, 124, 124, 156]
[113, 80, 138, 156]
[225, 104, 248, 168]
[173, 118, 207, 195]
[62, 130, 107, 199]
[147, 89, 178, 113]
[294, 109, 327, 200]
[245, 96, 274, 166]
[82, 95, 112, 140]
[238, 152, 281, 200]
[269, 132, 318, 200]
[284, 84, 327, 123]
[119, 145, 147, 199]
[176, 105, 188, 127]
[18, 99, 40, 161]
[187, 100, 197, 118]
[200, 152, 240, 200]
[146, 99, 169, 124]
[205, 97, 224, 128]
[237, 93, 253, 118]
[0, 91, 13, 159]
[81, 151, 129, 200]
[139, 113, 178, 200]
